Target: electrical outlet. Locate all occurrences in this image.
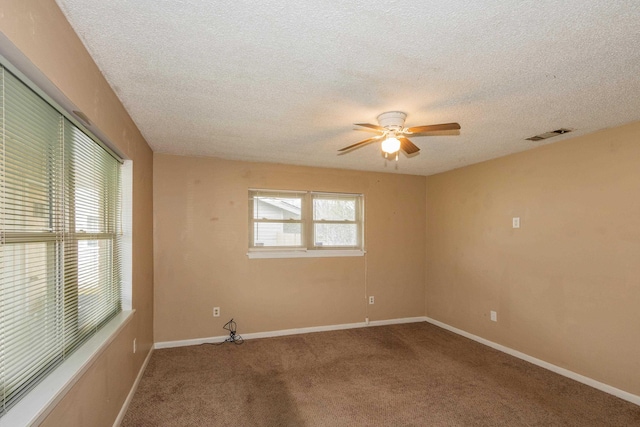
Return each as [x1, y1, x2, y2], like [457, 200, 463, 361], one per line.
[133, 338, 136, 354]
[369, 296, 374, 305]
[490, 310, 497, 322]
[512, 217, 520, 228]
[213, 307, 220, 317]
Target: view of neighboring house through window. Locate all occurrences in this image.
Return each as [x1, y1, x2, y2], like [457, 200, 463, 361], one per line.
[251, 191, 304, 247]
[249, 190, 364, 251]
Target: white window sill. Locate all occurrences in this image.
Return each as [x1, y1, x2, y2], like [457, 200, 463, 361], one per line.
[247, 249, 366, 259]
[0, 310, 135, 427]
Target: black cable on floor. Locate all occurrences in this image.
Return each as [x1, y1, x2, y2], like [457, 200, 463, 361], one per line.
[203, 318, 244, 346]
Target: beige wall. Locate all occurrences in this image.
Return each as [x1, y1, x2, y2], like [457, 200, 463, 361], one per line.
[425, 121, 640, 396]
[0, 1, 154, 425]
[154, 154, 426, 342]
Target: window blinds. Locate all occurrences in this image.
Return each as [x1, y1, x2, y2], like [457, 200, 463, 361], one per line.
[0, 66, 122, 415]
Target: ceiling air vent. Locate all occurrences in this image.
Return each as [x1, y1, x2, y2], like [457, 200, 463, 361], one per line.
[526, 128, 572, 141]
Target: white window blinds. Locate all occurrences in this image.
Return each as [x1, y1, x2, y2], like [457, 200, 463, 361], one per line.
[0, 65, 122, 415]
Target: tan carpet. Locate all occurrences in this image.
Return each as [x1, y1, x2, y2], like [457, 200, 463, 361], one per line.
[122, 322, 640, 426]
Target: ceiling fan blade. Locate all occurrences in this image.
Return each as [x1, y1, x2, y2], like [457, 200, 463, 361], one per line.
[338, 136, 381, 152]
[406, 122, 461, 133]
[355, 123, 386, 132]
[399, 136, 420, 154]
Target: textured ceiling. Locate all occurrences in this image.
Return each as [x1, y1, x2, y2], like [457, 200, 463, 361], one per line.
[55, 0, 640, 176]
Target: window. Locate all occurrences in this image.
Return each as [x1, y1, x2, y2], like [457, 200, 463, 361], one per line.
[0, 65, 122, 415]
[248, 189, 364, 257]
[250, 191, 305, 248]
[312, 193, 360, 247]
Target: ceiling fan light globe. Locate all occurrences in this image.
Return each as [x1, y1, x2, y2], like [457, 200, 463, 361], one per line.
[381, 137, 401, 154]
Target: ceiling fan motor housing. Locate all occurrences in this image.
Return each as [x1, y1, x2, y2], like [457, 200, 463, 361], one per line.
[340, 111, 459, 154]
[377, 111, 407, 131]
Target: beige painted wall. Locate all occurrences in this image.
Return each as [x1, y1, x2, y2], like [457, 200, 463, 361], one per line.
[425, 121, 640, 396]
[154, 154, 426, 342]
[0, 1, 154, 425]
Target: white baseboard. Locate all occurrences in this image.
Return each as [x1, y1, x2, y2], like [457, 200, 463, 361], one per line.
[154, 316, 427, 350]
[368, 316, 427, 327]
[113, 346, 154, 427]
[424, 317, 640, 407]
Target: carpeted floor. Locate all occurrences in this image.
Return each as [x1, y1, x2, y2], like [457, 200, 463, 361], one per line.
[122, 322, 640, 426]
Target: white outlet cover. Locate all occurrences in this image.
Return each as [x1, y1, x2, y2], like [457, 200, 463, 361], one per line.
[512, 217, 520, 228]
[490, 311, 497, 322]
[369, 296, 374, 304]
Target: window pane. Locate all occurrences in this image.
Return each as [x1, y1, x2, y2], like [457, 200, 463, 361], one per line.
[313, 198, 356, 221]
[66, 123, 120, 235]
[254, 197, 301, 220]
[64, 118, 121, 347]
[0, 242, 61, 406]
[3, 67, 62, 234]
[254, 222, 302, 247]
[78, 239, 118, 332]
[314, 224, 358, 247]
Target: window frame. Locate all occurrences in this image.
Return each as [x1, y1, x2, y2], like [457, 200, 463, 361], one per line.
[249, 190, 307, 250]
[0, 54, 128, 422]
[248, 189, 365, 259]
[311, 191, 363, 250]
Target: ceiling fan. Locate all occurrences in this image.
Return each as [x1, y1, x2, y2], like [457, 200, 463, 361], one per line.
[338, 111, 461, 159]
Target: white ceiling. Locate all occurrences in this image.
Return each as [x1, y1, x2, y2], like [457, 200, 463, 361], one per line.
[55, 0, 640, 176]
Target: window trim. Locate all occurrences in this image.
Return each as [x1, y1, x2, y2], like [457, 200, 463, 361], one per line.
[247, 249, 365, 259]
[248, 188, 365, 258]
